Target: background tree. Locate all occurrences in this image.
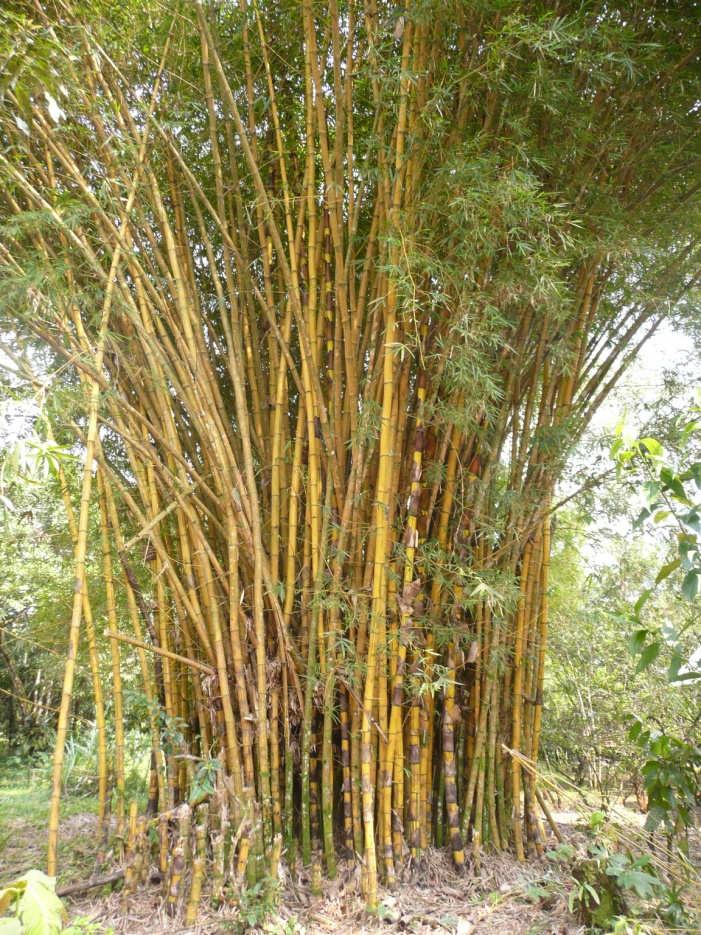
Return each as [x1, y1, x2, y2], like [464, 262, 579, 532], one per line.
[543, 509, 698, 804]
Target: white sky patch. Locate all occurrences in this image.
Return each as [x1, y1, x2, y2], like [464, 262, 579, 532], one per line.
[44, 91, 65, 124]
[590, 321, 697, 437]
[0, 398, 41, 449]
[557, 321, 697, 569]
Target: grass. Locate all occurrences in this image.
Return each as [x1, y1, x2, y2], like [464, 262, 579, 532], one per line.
[0, 756, 99, 887]
[0, 728, 152, 890]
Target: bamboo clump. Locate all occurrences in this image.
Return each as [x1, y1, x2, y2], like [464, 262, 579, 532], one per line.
[0, 0, 699, 917]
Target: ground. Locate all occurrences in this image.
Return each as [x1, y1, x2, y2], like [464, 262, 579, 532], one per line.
[0, 763, 697, 934]
[69, 847, 582, 935]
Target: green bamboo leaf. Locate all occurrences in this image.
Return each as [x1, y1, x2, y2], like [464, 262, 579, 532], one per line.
[628, 628, 648, 653]
[655, 558, 680, 584]
[633, 589, 652, 615]
[689, 462, 701, 490]
[681, 570, 698, 601]
[636, 641, 661, 673]
[670, 669, 701, 682]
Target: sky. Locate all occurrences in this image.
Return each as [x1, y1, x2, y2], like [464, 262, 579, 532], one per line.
[591, 320, 697, 436]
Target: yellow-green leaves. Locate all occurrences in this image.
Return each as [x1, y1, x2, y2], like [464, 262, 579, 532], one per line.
[0, 871, 65, 935]
[0, 920, 22, 935]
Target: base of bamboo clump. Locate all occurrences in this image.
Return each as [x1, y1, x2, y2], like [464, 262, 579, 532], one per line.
[111, 789, 559, 925]
[115, 778, 278, 925]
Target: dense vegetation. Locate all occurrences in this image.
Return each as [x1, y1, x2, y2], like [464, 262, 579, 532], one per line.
[0, 0, 699, 927]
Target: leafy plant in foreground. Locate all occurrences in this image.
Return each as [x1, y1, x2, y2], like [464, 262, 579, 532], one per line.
[612, 407, 701, 843]
[0, 870, 65, 935]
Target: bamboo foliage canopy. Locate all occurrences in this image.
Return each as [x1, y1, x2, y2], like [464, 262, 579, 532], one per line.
[0, 0, 699, 910]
